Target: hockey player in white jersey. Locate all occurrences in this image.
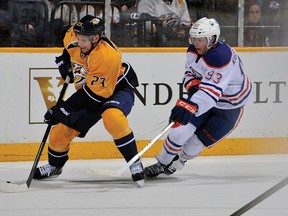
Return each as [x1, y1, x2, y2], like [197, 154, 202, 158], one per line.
[144, 17, 253, 178]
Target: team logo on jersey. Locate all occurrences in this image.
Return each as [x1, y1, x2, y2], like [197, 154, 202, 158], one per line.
[72, 62, 87, 86]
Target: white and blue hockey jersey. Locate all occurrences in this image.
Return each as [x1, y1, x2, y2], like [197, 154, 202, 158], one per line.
[183, 42, 253, 117]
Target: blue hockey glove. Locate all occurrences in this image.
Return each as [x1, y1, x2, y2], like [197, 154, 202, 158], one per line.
[55, 55, 74, 83]
[44, 100, 71, 125]
[169, 98, 198, 125]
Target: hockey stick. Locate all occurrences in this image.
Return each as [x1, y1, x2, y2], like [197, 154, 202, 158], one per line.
[230, 176, 288, 216]
[87, 122, 175, 177]
[87, 121, 174, 177]
[0, 76, 70, 193]
[116, 121, 175, 176]
[89, 121, 174, 177]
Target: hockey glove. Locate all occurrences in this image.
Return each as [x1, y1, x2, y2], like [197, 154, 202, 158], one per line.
[55, 55, 74, 83]
[169, 98, 198, 125]
[185, 78, 200, 97]
[44, 100, 71, 125]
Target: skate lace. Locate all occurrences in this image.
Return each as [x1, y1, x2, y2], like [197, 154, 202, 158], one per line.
[166, 165, 176, 173]
[130, 162, 144, 175]
[39, 164, 55, 176]
[148, 162, 164, 173]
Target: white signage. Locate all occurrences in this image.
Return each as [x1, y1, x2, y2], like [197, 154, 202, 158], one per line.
[0, 49, 287, 144]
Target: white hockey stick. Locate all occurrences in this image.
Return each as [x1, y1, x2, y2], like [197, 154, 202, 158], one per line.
[117, 121, 174, 176]
[87, 122, 175, 177]
[0, 76, 70, 193]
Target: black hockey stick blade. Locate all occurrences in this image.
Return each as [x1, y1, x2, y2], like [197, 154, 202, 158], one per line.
[0, 124, 52, 193]
[230, 176, 288, 216]
[0, 77, 70, 193]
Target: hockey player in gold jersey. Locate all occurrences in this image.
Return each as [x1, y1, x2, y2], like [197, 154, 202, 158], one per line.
[33, 15, 145, 187]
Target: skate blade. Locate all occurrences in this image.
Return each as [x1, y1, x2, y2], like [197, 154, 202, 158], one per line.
[135, 179, 145, 188]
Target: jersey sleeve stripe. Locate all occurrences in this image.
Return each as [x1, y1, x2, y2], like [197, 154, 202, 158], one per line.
[198, 88, 218, 103]
[226, 77, 251, 101]
[199, 86, 221, 99]
[220, 76, 252, 105]
[199, 81, 223, 99]
[218, 84, 252, 106]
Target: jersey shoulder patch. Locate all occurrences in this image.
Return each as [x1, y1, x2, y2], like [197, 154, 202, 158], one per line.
[203, 43, 232, 68]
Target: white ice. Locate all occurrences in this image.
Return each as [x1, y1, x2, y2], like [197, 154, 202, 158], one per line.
[0, 155, 288, 216]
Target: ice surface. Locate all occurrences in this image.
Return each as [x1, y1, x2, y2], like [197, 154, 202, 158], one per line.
[0, 155, 288, 216]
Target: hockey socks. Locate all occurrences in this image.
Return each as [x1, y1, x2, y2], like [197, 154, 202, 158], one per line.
[114, 132, 138, 162]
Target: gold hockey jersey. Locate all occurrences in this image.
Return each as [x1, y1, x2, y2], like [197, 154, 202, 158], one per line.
[63, 27, 124, 99]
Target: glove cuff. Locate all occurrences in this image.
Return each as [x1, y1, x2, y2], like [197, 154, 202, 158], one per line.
[176, 98, 198, 113]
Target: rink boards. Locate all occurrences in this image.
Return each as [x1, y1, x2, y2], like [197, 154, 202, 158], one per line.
[0, 47, 287, 161]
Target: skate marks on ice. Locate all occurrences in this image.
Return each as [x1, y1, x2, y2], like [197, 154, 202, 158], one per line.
[0, 164, 184, 192]
[0, 156, 288, 216]
[1, 156, 287, 193]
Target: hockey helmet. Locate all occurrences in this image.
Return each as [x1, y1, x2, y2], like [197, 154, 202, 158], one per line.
[74, 15, 105, 37]
[189, 17, 220, 47]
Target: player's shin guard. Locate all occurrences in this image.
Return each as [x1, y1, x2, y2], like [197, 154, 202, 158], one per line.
[114, 133, 145, 187]
[33, 147, 68, 180]
[33, 124, 78, 180]
[144, 135, 184, 178]
[114, 132, 137, 162]
[49, 123, 79, 152]
[163, 134, 205, 176]
[103, 108, 144, 187]
[180, 134, 204, 161]
[164, 135, 205, 175]
[48, 147, 69, 167]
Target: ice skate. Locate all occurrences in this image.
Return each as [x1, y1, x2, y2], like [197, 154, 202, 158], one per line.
[163, 155, 186, 175]
[130, 161, 145, 188]
[33, 164, 63, 180]
[144, 161, 165, 178]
